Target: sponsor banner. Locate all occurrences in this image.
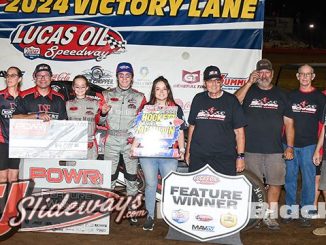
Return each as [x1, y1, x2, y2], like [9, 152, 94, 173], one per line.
[131, 105, 182, 157]
[9, 119, 88, 159]
[0, 0, 264, 119]
[161, 165, 252, 242]
[19, 158, 112, 234]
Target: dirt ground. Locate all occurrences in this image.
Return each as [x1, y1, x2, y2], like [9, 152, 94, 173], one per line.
[2, 50, 326, 244]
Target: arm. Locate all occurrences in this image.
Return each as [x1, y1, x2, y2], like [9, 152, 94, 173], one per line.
[185, 124, 195, 165]
[177, 130, 185, 160]
[234, 71, 259, 103]
[234, 127, 245, 172]
[283, 116, 295, 160]
[313, 125, 325, 166]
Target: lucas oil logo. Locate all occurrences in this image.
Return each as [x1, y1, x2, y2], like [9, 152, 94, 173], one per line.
[9, 20, 126, 62]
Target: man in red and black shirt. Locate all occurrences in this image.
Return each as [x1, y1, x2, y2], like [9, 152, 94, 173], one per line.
[13, 64, 67, 120]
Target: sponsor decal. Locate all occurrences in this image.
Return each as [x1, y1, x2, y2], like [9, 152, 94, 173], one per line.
[85, 111, 95, 116]
[161, 165, 252, 241]
[193, 174, 219, 185]
[128, 98, 136, 103]
[10, 20, 126, 61]
[135, 66, 152, 87]
[82, 66, 114, 89]
[69, 107, 78, 111]
[52, 72, 71, 81]
[0, 180, 147, 241]
[175, 99, 191, 113]
[182, 70, 200, 84]
[110, 97, 119, 102]
[172, 209, 189, 224]
[292, 101, 317, 114]
[195, 214, 214, 222]
[128, 104, 136, 109]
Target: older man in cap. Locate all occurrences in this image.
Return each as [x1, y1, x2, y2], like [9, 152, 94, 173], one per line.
[185, 65, 246, 176]
[235, 59, 295, 230]
[13, 63, 67, 121]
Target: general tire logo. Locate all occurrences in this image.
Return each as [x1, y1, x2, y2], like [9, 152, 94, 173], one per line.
[10, 20, 126, 61]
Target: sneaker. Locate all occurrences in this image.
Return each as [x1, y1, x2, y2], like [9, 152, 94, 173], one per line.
[263, 217, 280, 230]
[312, 226, 326, 236]
[281, 217, 294, 224]
[298, 217, 311, 228]
[143, 216, 154, 231]
[129, 217, 138, 226]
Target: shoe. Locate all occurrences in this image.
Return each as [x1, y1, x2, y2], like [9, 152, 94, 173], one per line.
[313, 226, 326, 236]
[298, 217, 311, 228]
[129, 217, 138, 226]
[143, 216, 154, 231]
[281, 217, 294, 224]
[263, 217, 280, 230]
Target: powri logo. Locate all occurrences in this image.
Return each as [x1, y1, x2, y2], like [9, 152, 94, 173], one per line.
[10, 20, 126, 62]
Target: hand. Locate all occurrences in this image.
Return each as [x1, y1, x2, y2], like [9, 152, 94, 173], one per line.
[178, 152, 185, 161]
[39, 113, 51, 122]
[283, 147, 294, 160]
[313, 151, 322, 166]
[236, 158, 245, 172]
[248, 70, 260, 84]
[101, 103, 111, 114]
[184, 152, 190, 166]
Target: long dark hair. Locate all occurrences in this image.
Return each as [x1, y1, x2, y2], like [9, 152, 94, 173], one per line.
[148, 76, 176, 105]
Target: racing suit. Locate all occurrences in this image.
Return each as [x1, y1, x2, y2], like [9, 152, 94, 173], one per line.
[66, 97, 106, 160]
[102, 87, 146, 196]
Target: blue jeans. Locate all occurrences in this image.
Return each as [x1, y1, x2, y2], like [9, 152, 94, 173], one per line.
[284, 144, 316, 212]
[140, 157, 178, 218]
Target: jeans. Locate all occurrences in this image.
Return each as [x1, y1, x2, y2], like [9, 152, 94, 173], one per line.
[284, 144, 316, 213]
[140, 157, 178, 218]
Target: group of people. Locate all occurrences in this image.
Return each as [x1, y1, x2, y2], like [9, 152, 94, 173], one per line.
[0, 59, 326, 236]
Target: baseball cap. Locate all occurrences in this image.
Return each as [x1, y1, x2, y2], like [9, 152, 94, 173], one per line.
[116, 62, 133, 75]
[256, 59, 273, 71]
[204, 66, 222, 80]
[34, 63, 52, 76]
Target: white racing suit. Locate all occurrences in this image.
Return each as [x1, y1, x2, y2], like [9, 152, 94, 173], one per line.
[102, 87, 146, 196]
[66, 97, 106, 160]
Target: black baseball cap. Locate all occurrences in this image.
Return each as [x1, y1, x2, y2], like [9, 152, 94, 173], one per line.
[204, 66, 222, 80]
[34, 63, 52, 76]
[256, 59, 273, 71]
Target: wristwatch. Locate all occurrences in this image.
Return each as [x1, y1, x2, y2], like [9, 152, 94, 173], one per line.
[237, 153, 245, 159]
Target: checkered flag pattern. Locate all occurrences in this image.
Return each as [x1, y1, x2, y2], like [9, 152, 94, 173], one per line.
[107, 36, 126, 49]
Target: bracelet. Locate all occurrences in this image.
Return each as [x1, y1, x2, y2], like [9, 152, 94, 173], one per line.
[287, 145, 294, 149]
[237, 153, 245, 159]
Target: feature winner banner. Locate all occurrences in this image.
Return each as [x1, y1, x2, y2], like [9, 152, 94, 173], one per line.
[0, 0, 265, 118]
[132, 105, 183, 157]
[161, 165, 251, 242]
[9, 119, 88, 159]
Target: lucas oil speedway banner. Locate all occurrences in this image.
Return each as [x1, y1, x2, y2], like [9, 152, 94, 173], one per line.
[0, 0, 264, 117]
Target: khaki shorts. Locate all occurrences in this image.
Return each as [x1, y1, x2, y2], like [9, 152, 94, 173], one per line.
[319, 160, 326, 190]
[245, 152, 285, 185]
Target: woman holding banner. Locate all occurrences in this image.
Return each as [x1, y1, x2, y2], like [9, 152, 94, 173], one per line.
[0, 66, 22, 184]
[66, 75, 110, 159]
[131, 76, 186, 231]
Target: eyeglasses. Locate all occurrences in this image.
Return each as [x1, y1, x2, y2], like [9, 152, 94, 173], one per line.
[298, 73, 313, 78]
[5, 74, 19, 78]
[36, 75, 51, 79]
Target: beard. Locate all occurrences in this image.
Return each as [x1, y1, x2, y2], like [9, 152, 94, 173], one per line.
[257, 78, 272, 89]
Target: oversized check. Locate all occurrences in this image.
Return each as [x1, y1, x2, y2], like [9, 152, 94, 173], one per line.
[9, 119, 88, 159]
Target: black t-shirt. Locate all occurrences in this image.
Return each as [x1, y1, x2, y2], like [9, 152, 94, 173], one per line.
[0, 89, 19, 143]
[188, 91, 246, 157]
[14, 86, 68, 120]
[242, 85, 292, 153]
[287, 89, 325, 147]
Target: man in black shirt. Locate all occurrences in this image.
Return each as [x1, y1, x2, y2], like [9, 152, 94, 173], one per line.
[185, 65, 246, 176]
[284, 64, 325, 227]
[13, 64, 67, 120]
[235, 59, 295, 230]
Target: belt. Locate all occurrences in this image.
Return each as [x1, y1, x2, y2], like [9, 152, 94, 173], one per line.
[107, 130, 130, 137]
